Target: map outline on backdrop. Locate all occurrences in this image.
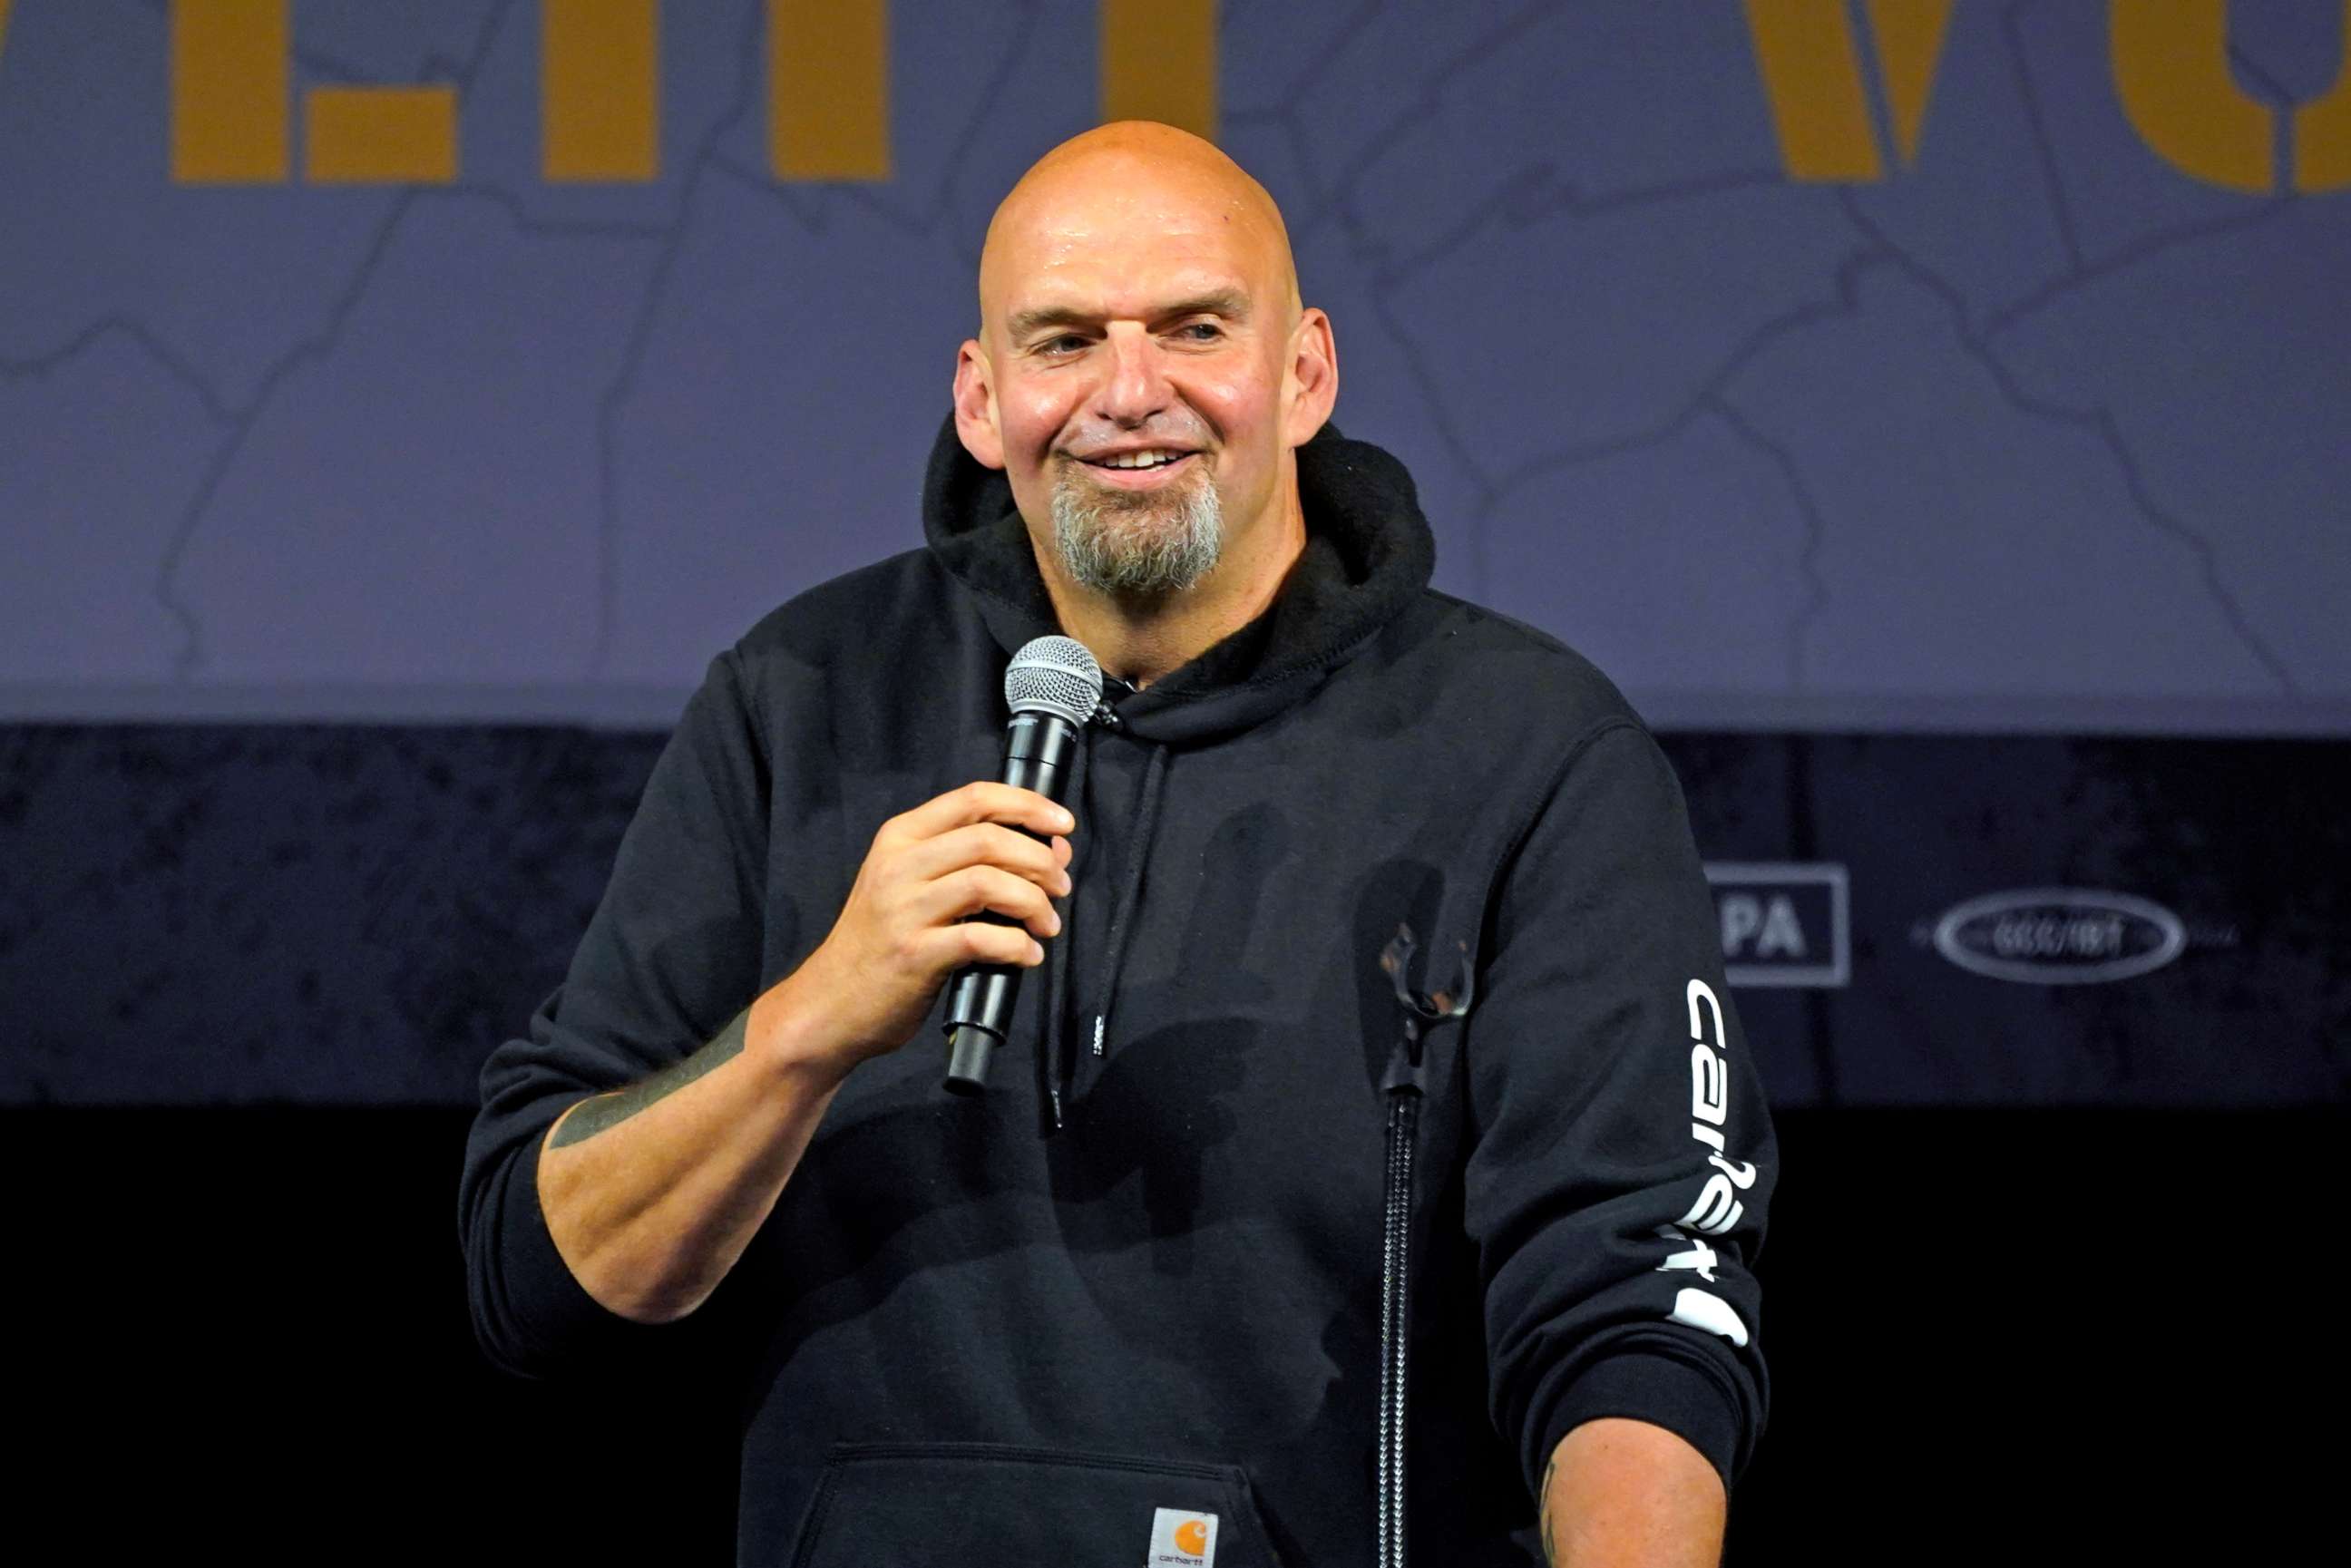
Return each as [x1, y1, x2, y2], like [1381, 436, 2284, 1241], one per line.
[3, 0, 2346, 735]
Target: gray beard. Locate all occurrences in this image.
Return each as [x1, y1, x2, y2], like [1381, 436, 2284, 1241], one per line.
[1049, 462, 1224, 598]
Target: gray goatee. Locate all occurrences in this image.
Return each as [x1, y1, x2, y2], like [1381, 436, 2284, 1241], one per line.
[1050, 460, 1224, 598]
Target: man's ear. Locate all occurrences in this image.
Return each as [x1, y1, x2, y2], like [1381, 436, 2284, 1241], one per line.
[1282, 307, 1339, 448]
[953, 341, 1005, 470]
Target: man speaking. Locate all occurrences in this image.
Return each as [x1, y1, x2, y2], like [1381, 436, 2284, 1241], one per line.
[462, 122, 1771, 1566]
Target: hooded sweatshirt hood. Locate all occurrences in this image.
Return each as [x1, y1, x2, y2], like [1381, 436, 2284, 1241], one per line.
[921, 412, 1436, 744]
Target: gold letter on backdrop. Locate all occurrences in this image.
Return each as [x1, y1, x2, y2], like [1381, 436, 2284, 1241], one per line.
[1741, 0, 1953, 181]
[1865, 0, 1956, 166]
[2111, 0, 2351, 192]
[1101, 0, 1217, 141]
[306, 85, 458, 183]
[2292, 2, 2351, 191]
[544, 0, 659, 182]
[0, 2, 15, 70]
[1743, 0, 1880, 181]
[770, 0, 891, 180]
[2111, 0, 2274, 191]
[171, 0, 289, 183]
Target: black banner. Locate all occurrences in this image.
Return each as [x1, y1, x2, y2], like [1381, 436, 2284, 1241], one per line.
[4, 726, 2342, 1106]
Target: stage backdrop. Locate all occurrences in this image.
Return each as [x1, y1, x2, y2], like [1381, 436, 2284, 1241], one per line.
[3, 2, 2345, 1105]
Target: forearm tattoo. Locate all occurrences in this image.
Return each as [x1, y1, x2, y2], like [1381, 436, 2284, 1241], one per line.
[547, 1008, 752, 1148]
[1540, 1446, 1561, 1565]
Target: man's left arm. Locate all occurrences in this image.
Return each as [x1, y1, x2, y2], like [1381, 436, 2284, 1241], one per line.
[1538, 1418, 1726, 1568]
[1461, 719, 1774, 1558]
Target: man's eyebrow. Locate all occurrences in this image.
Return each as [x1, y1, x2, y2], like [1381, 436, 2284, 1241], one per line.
[1157, 288, 1251, 324]
[1005, 305, 1095, 340]
[1005, 289, 1252, 341]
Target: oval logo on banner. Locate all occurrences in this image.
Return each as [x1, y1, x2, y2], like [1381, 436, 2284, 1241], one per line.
[1931, 890, 2188, 985]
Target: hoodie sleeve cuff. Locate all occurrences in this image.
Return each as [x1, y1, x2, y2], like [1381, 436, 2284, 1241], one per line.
[493, 1125, 656, 1372]
[1529, 1349, 1743, 1496]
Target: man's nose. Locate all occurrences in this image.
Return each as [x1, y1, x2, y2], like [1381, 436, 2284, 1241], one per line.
[1094, 323, 1172, 426]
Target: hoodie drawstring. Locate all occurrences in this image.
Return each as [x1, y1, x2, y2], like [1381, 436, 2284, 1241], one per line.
[1086, 740, 1169, 1061]
[1037, 724, 1091, 1134]
[1039, 719, 1171, 1134]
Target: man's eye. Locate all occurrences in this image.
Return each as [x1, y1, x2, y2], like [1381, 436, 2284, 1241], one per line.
[1176, 322, 1222, 342]
[1037, 334, 1088, 355]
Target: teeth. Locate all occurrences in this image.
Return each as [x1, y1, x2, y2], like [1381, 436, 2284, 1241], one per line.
[1102, 451, 1181, 469]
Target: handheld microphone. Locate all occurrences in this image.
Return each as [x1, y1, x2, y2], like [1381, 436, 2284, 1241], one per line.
[941, 636, 1103, 1094]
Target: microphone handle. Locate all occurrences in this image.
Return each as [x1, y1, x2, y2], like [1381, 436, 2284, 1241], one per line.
[941, 710, 1083, 1094]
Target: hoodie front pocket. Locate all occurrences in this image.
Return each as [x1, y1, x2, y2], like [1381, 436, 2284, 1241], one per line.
[784, 1441, 1288, 1568]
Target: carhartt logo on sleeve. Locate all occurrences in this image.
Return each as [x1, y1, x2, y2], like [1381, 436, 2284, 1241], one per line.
[1146, 1506, 1217, 1565]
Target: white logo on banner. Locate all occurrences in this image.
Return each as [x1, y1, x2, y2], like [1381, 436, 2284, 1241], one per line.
[1703, 862, 1850, 989]
[1928, 889, 2187, 985]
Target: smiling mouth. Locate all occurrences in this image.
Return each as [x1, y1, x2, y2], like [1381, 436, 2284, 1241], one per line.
[1070, 450, 1202, 489]
[1078, 449, 1195, 472]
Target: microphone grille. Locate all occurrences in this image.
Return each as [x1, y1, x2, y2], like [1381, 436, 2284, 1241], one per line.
[1005, 636, 1104, 726]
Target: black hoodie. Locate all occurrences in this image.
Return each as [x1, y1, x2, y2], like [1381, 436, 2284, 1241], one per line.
[461, 417, 1773, 1565]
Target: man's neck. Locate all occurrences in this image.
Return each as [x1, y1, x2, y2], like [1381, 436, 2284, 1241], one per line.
[1035, 490, 1307, 690]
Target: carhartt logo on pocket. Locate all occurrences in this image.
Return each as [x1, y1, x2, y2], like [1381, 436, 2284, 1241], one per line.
[1146, 1505, 1217, 1565]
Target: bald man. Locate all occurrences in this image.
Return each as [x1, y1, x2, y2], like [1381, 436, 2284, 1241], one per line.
[463, 124, 1771, 1566]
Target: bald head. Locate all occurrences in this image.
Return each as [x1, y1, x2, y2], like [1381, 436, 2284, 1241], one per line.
[951, 121, 1338, 653]
[978, 122, 1301, 344]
